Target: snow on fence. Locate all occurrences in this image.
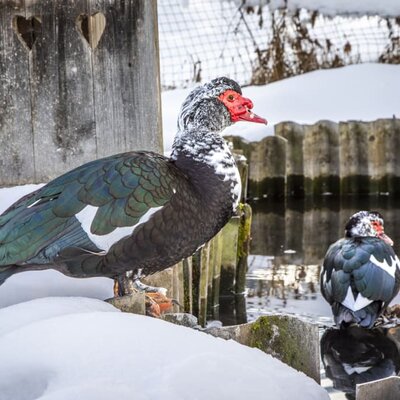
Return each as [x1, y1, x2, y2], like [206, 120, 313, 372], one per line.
[157, 0, 400, 89]
[226, 118, 400, 199]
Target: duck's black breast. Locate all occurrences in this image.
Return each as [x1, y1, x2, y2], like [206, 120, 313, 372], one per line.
[321, 237, 400, 308]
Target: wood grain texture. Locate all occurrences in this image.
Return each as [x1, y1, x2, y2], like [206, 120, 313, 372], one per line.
[90, 0, 163, 158]
[0, 0, 162, 186]
[0, 2, 35, 185]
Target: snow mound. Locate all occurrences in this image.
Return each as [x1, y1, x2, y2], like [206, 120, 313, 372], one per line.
[0, 298, 329, 400]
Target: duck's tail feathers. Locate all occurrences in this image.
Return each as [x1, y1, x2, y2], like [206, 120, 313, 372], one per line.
[332, 302, 382, 329]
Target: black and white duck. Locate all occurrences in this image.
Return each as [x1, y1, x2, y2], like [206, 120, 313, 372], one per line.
[0, 77, 267, 312]
[321, 211, 400, 328]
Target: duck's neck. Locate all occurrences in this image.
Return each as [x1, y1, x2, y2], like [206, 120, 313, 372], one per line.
[170, 128, 241, 211]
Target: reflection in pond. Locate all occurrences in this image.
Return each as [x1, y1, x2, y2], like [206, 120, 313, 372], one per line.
[246, 197, 400, 324]
[321, 327, 400, 400]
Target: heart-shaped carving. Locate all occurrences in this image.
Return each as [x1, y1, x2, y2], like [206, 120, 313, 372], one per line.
[76, 12, 106, 50]
[13, 15, 42, 50]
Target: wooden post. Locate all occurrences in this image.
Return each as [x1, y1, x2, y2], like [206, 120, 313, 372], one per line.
[220, 216, 240, 295]
[339, 121, 370, 195]
[275, 122, 305, 197]
[198, 242, 210, 326]
[182, 258, 193, 314]
[235, 204, 252, 294]
[0, 0, 162, 185]
[303, 121, 339, 196]
[369, 119, 400, 195]
[248, 135, 287, 199]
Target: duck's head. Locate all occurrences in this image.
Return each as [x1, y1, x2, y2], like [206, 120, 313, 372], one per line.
[177, 77, 267, 132]
[345, 211, 393, 245]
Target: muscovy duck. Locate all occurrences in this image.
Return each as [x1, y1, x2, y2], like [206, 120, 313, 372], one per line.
[0, 77, 267, 306]
[321, 211, 400, 328]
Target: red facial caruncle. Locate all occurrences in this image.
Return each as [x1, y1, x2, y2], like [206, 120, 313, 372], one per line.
[218, 90, 267, 125]
[372, 220, 394, 246]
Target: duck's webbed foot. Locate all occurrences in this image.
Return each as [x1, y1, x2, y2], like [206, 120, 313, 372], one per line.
[114, 270, 178, 317]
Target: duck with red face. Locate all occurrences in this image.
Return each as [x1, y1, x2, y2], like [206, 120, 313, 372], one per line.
[321, 211, 400, 328]
[0, 77, 267, 316]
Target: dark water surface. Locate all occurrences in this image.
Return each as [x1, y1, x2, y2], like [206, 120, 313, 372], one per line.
[242, 196, 400, 399]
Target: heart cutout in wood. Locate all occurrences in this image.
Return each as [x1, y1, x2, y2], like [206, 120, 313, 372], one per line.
[13, 15, 42, 50]
[76, 12, 106, 50]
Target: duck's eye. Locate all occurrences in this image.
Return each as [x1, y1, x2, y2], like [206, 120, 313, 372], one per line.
[227, 94, 235, 102]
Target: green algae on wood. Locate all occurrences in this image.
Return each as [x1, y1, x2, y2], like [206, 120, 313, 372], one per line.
[236, 203, 252, 294]
[220, 216, 240, 295]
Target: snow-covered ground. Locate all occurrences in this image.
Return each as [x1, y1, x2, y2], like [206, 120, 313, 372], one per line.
[0, 297, 328, 400]
[0, 63, 399, 399]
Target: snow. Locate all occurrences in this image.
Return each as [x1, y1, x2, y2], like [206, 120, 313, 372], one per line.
[230, 0, 400, 18]
[0, 297, 329, 400]
[162, 63, 400, 152]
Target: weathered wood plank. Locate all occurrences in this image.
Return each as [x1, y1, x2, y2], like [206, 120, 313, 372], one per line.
[339, 121, 370, 195]
[303, 120, 340, 196]
[90, 0, 162, 158]
[1, 0, 162, 185]
[27, 0, 97, 182]
[275, 121, 305, 197]
[0, 2, 35, 185]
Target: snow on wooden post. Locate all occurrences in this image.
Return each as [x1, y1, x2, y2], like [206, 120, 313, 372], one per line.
[303, 121, 340, 196]
[0, 0, 162, 186]
[369, 119, 400, 196]
[339, 121, 370, 195]
[275, 121, 305, 197]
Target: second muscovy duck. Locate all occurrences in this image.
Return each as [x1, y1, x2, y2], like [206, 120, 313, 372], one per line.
[0, 77, 267, 302]
[321, 211, 400, 328]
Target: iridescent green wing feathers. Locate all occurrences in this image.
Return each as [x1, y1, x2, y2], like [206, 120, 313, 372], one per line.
[0, 152, 177, 265]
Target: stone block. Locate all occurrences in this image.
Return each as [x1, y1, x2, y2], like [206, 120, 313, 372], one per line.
[106, 292, 145, 315]
[203, 314, 320, 383]
[356, 376, 400, 400]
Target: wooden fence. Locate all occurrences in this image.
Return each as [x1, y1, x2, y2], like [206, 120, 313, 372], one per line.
[227, 118, 400, 199]
[0, 0, 162, 186]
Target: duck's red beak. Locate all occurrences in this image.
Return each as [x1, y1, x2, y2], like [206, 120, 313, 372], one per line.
[219, 90, 267, 125]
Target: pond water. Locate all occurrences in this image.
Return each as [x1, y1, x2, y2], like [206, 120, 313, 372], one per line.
[243, 196, 400, 399]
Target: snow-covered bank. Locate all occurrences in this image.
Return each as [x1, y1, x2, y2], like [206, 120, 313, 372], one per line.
[0, 297, 329, 400]
[162, 64, 400, 152]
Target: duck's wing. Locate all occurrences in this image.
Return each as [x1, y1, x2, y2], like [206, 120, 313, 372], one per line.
[321, 237, 400, 310]
[0, 152, 179, 266]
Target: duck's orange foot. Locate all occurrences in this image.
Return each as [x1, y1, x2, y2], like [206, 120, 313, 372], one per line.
[145, 292, 176, 318]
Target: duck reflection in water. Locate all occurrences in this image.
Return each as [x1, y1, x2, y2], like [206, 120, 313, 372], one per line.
[321, 326, 400, 399]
